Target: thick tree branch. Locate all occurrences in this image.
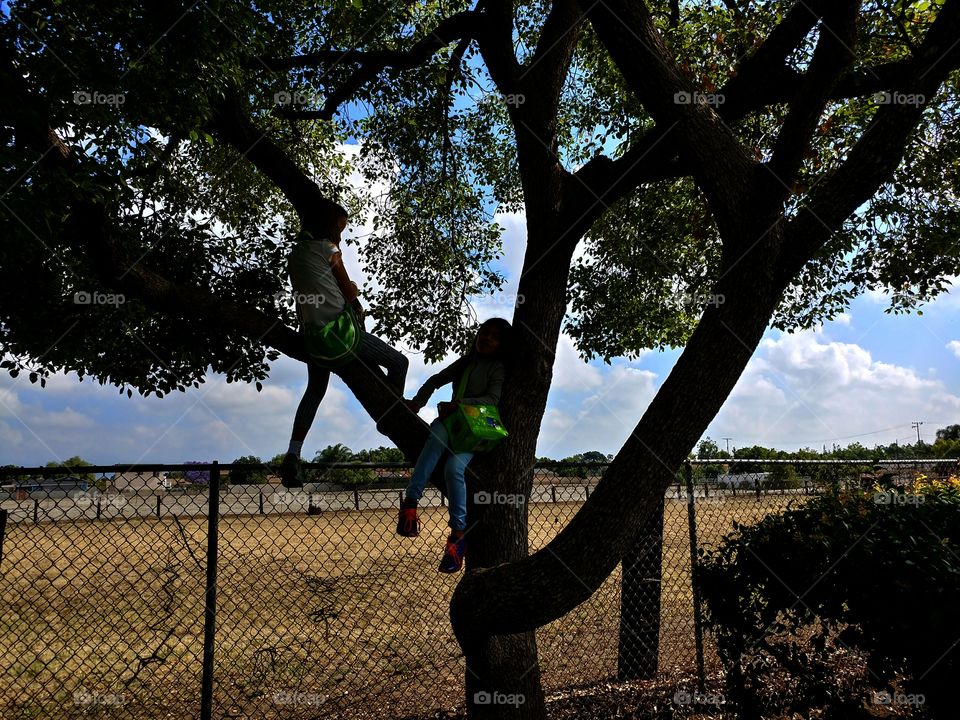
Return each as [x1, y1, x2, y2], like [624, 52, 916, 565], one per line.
[509, 0, 584, 207]
[565, 0, 832, 226]
[575, 0, 755, 237]
[524, 0, 583, 93]
[473, 0, 522, 95]
[766, 1, 860, 195]
[719, 0, 830, 118]
[206, 94, 342, 235]
[565, 55, 925, 236]
[781, 0, 960, 279]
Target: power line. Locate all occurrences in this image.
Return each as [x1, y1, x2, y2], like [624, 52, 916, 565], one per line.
[789, 424, 912, 446]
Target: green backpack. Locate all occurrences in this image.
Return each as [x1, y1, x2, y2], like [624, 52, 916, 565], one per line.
[303, 305, 362, 368]
[442, 363, 508, 453]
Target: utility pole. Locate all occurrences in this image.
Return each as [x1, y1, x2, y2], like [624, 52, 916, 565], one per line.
[722, 437, 733, 454]
[911, 421, 924, 445]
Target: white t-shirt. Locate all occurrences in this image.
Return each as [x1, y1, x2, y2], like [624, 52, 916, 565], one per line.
[287, 238, 346, 328]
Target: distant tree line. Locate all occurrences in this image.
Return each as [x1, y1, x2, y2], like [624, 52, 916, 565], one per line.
[8, 426, 957, 487]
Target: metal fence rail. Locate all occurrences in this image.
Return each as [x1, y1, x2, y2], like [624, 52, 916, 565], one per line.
[0, 458, 953, 719]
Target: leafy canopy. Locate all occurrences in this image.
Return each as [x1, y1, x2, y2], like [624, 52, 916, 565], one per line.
[1, 0, 957, 392]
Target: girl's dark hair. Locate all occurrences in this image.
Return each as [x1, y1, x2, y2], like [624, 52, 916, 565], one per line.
[469, 317, 513, 363]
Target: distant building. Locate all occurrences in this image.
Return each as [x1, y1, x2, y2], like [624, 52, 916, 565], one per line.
[112, 472, 170, 491]
[14, 476, 89, 499]
[716, 472, 771, 487]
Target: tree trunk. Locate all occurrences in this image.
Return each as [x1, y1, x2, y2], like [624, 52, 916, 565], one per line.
[459, 200, 576, 720]
[617, 492, 665, 680]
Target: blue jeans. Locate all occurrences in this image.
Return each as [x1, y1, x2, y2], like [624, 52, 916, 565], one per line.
[404, 419, 473, 532]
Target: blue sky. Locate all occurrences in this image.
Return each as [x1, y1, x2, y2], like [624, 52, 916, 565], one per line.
[1, 204, 957, 466]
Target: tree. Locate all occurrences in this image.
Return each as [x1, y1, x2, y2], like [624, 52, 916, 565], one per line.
[937, 424, 960, 441]
[352, 446, 407, 463]
[311, 443, 374, 484]
[4, 2, 960, 718]
[228, 455, 269, 484]
[45, 456, 95, 483]
[695, 437, 730, 480]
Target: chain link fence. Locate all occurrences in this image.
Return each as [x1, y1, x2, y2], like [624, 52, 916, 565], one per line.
[0, 458, 953, 718]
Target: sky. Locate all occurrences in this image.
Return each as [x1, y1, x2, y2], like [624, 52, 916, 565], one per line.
[1, 201, 957, 466]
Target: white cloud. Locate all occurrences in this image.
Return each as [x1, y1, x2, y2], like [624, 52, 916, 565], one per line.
[551, 333, 604, 391]
[537, 363, 658, 457]
[948, 340, 960, 360]
[708, 330, 960, 450]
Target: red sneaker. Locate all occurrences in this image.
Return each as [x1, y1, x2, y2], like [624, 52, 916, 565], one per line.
[438, 534, 466, 573]
[397, 500, 421, 537]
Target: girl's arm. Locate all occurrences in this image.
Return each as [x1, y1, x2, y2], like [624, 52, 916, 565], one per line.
[407, 357, 468, 410]
[329, 250, 359, 303]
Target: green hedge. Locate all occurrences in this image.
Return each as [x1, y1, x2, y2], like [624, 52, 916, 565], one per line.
[699, 476, 960, 719]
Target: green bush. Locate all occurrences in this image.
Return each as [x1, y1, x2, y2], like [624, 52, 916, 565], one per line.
[698, 478, 960, 719]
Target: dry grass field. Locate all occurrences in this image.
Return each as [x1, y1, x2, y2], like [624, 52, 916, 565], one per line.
[0, 493, 799, 719]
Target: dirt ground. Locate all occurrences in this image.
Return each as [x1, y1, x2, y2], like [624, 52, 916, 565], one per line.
[0, 495, 795, 719]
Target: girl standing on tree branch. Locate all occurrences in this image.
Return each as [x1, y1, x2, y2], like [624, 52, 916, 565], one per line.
[281, 204, 408, 488]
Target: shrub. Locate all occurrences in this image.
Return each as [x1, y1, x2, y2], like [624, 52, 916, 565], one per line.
[698, 476, 960, 719]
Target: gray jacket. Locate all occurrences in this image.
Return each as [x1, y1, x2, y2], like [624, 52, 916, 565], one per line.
[411, 355, 505, 408]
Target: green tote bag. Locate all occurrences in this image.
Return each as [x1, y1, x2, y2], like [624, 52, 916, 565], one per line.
[442, 363, 508, 453]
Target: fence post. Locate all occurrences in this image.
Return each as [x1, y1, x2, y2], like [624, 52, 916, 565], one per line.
[96, 497, 102, 520]
[259, 492, 264, 515]
[353, 488, 360, 511]
[33, 499, 38, 524]
[685, 461, 706, 693]
[0, 509, 6, 565]
[754, 477, 761, 500]
[200, 462, 220, 720]
[156, 494, 162, 518]
[551, 485, 557, 503]
[617, 485, 665, 680]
